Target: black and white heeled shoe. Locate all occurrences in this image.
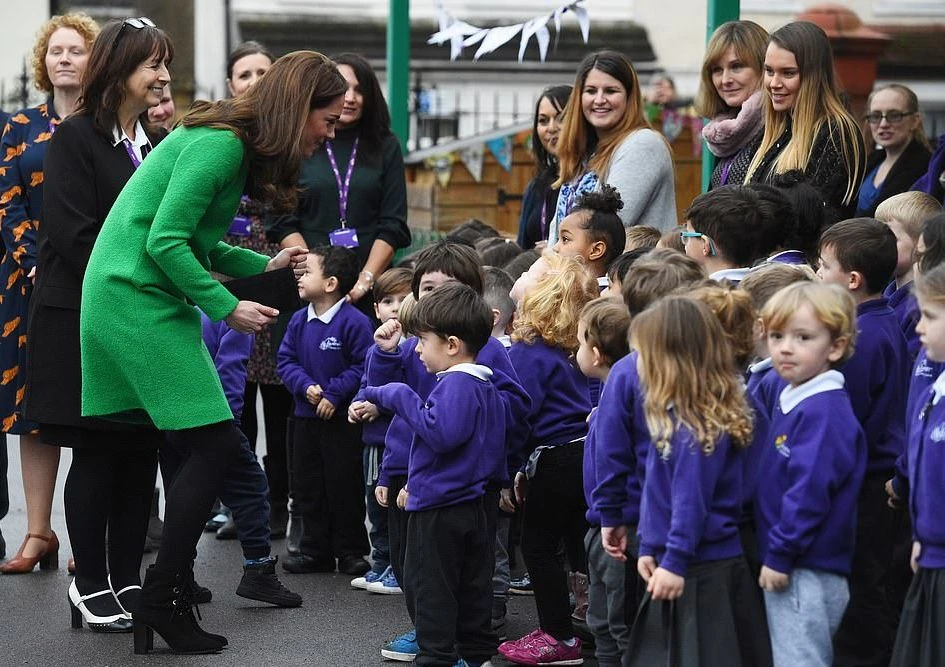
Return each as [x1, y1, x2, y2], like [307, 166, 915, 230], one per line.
[68, 580, 133, 633]
[109, 574, 141, 620]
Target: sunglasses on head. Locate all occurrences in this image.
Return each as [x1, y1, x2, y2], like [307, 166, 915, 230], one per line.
[111, 17, 156, 55]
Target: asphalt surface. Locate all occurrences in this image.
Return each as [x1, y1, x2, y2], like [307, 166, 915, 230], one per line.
[0, 437, 601, 666]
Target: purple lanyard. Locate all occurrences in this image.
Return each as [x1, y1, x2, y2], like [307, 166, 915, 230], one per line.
[48, 119, 58, 135]
[719, 158, 733, 185]
[325, 137, 359, 227]
[539, 198, 548, 241]
[122, 139, 142, 169]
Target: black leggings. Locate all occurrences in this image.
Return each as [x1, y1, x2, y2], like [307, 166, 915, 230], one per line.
[65, 446, 158, 593]
[158, 421, 243, 574]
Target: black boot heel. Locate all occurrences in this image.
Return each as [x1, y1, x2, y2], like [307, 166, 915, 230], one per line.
[69, 597, 83, 629]
[133, 623, 153, 655]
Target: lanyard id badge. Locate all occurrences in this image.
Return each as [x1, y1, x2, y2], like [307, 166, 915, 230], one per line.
[329, 225, 359, 248]
[228, 196, 253, 237]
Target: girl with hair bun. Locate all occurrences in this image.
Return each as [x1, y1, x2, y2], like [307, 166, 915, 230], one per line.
[554, 183, 627, 285]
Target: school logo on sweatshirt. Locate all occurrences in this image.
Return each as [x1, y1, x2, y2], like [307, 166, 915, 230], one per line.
[774, 434, 791, 458]
[916, 357, 935, 379]
[319, 336, 342, 351]
[931, 423, 945, 444]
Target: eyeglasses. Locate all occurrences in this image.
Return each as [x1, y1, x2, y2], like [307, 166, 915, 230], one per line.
[864, 110, 914, 125]
[679, 230, 717, 256]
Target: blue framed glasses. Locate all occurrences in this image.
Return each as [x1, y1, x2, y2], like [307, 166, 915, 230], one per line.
[679, 230, 717, 256]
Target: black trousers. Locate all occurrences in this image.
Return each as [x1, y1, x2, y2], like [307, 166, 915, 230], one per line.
[240, 382, 291, 509]
[65, 445, 158, 593]
[157, 421, 243, 574]
[387, 474, 412, 617]
[406, 498, 497, 666]
[834, 471, 903, 667]
[288, 415, 369, 561]
[521, 441, 589, 640]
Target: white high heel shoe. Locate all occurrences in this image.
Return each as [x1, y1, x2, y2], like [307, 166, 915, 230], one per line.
[68, 580, 133, 632]
[109, 574, 141, 619]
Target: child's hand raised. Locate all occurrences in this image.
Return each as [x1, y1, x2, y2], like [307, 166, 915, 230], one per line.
[648, 566, 685, 600]
[374, 319, 402, 352]
[758, 565, 790, 592]
[315, 397, 336, 420]
[375, 486, 389, 508]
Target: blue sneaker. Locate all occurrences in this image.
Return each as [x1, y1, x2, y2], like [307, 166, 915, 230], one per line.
[351, 564, 389, 590]
[366, 567, 403, 595]
[380, 628, 417, 661]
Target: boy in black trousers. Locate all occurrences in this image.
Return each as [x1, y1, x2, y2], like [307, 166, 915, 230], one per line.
[363, 283, 505, 667]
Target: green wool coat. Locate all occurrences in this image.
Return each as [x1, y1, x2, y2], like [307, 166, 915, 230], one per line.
[80, 126, 270, 430]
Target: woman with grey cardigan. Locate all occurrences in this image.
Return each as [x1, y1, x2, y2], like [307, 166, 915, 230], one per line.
[547, 50, 677, 246]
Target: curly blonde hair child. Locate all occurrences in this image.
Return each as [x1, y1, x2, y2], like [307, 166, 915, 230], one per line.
[513, 254, 598, 352]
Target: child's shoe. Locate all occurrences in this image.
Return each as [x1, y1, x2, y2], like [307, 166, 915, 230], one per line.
[509, 572, 534, 595]
[568, 571, 589, 623]
[499, 629, 583, 665]
[236, 556, 302, 607]
[351, 563, 389, 590]
[366, 567, 403, 594]
[380, 628, 418, 661]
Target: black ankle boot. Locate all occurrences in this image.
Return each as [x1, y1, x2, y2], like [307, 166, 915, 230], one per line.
[236, 556, 302, 607]
[133, 566, 225, 655]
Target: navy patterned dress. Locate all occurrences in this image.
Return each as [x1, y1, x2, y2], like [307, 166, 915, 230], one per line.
[0, 102, 59, 433]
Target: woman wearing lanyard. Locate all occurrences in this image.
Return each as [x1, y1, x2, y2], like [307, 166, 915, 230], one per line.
[268, 52, 410, 318]
[517, 85, 572, 250]
[26, 17, 170, 632]
[0, 13, 98, 575]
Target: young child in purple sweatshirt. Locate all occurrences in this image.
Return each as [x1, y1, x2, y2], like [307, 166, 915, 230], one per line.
[817, 218, 911, 665]
[277, 246, 373, 576]
[359, 241, 529, 664]
[757, 282, 866, 667]
[362, 283, 505, 667]
[574, 298, 632, 667]
[891, 262, 945, 666]
[626, 295, 770, 667]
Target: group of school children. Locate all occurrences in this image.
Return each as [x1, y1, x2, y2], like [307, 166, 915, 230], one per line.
[203, 179, 945, 667]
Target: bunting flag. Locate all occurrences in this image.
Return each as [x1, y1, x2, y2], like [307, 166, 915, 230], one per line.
[486, 136, 513, 172]
[429, 1, 590, 63]
[459, 144, 485, 182]
[425, 153, 457, 187]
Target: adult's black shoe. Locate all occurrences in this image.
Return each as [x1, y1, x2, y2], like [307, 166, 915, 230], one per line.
[281, 553, 335, 574]
[337, 555, 371, 577]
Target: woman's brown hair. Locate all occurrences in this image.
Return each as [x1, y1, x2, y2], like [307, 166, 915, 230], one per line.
[77, 18, 173, 138]
[183, 50, 346, 212]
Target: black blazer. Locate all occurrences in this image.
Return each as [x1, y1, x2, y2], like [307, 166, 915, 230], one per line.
[25, 112, 162, 434]
[857, 138, 932, 217]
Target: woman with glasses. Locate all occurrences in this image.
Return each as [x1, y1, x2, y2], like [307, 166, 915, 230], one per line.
[745, 21, 865, 220]
[0, 12, 98, 575]
[856, 84, 931, 217]
[78, 50, 342, 654]
[26, 16, 170, 633]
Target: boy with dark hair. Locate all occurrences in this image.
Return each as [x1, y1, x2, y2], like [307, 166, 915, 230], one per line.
[683, 186, 780, 282]
[277, 246, 374, 576]
[363, 283, 505, 667]
[483, 266, 515, 346]
[816, 218, 912, 666]
[349, 266, 413, 592]
[362, 240, 529, 662]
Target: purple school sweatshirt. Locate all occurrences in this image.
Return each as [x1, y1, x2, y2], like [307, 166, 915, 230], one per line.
[884, 281, 920, 362]
[200, 311, 253, 421]
[755, 370, 867, 575]
[363, 364, 506, 511]
[908, 371, 945, 568]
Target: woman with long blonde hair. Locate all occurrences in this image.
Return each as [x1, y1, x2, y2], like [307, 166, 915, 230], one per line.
[745, 21, 865, 219]
[498, 254, 598, 665]
[625, 294, 771, 667]
[547, 50, 677, 246]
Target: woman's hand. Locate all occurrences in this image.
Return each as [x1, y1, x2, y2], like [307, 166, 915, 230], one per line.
[267, 245, 308, 278]
[225, 300, 278, 334]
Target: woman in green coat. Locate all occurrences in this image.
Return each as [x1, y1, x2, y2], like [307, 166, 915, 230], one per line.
[80, 51, 345, 654]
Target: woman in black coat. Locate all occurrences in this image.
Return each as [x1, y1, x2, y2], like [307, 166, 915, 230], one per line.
[856, 84, 932, 217]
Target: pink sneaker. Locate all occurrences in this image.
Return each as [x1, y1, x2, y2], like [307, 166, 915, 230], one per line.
[497, 629, 583, 665]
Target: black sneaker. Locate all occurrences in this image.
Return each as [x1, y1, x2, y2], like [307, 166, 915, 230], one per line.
[337, 555, 371, 576]
[236, 557, 302, 607]
[281, 553, 335, 574]
[509, 572, 534, 595]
